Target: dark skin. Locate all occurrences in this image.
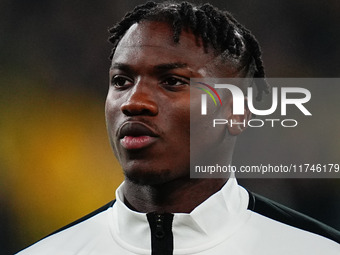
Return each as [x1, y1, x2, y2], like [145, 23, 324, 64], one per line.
[106, 21, 249, 213]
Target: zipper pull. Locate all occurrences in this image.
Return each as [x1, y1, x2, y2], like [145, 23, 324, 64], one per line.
[147, 212, 174, 254]
[155, 214, 165, 239]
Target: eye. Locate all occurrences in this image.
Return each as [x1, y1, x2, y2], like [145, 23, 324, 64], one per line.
[111, 75, 133, 88]
[161, 77, 189, 89]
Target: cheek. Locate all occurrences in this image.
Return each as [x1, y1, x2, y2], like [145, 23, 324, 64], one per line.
[171, 96, 190, 122]
[104, 100, 114, 128]
[167, 101, 191, 144]
[105, 95, 124, 155]
[104, 99, 110, 121]
[105, 96, 124, 160]
[104, 99, 116, 141]
[105, 90, 121, 124]
[157, 94, 189, 136]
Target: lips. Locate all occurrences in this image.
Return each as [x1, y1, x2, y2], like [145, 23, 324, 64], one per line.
[118, 122, 159, 150]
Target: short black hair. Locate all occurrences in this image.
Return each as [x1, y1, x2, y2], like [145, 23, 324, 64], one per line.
[108, 1, 269, 100]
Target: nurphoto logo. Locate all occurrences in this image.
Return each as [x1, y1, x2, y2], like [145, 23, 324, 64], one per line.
[195, 81, 312, 128]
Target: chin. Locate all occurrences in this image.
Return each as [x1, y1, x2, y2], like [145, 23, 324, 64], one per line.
[123, 168, 175, 186]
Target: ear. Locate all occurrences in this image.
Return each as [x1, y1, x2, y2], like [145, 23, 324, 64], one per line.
[227, 97, 251, 136]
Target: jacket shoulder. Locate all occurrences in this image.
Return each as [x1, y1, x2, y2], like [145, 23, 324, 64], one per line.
[247, 190, 340, 244]
[16, 200, 116, 254]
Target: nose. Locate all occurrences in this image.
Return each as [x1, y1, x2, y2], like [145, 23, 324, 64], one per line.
[120, 82, 158, 116]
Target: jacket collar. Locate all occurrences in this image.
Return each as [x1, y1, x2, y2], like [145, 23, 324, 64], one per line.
[110, 177, 250, 252]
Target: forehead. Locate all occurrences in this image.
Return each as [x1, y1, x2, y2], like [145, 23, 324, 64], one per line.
[112, 21, 220, 72]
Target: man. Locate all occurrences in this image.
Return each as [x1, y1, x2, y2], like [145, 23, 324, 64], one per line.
[17, 1, 340, 254]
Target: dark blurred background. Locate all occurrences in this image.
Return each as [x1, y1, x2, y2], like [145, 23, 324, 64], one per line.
[1, 0, 340, 254]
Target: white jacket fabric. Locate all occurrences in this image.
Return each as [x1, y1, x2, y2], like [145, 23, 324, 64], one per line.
[17, 178, 340, 254]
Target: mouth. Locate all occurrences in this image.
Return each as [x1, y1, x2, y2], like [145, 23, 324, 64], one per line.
[118, 121, 159, 150]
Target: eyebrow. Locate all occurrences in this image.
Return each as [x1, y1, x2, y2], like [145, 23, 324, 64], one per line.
[110, 62, 188, 72]
[110, 63, 133, 73]
[154, 62, 188, 71]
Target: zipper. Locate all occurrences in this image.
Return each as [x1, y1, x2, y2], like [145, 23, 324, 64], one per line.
[146, 212, 174, 255]
[155, 214, 165, 239]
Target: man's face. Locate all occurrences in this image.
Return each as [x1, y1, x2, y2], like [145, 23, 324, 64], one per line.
[106, 21, 234, 185]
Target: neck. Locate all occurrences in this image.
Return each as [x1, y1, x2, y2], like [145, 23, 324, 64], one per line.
[122, 177, 228, 213]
